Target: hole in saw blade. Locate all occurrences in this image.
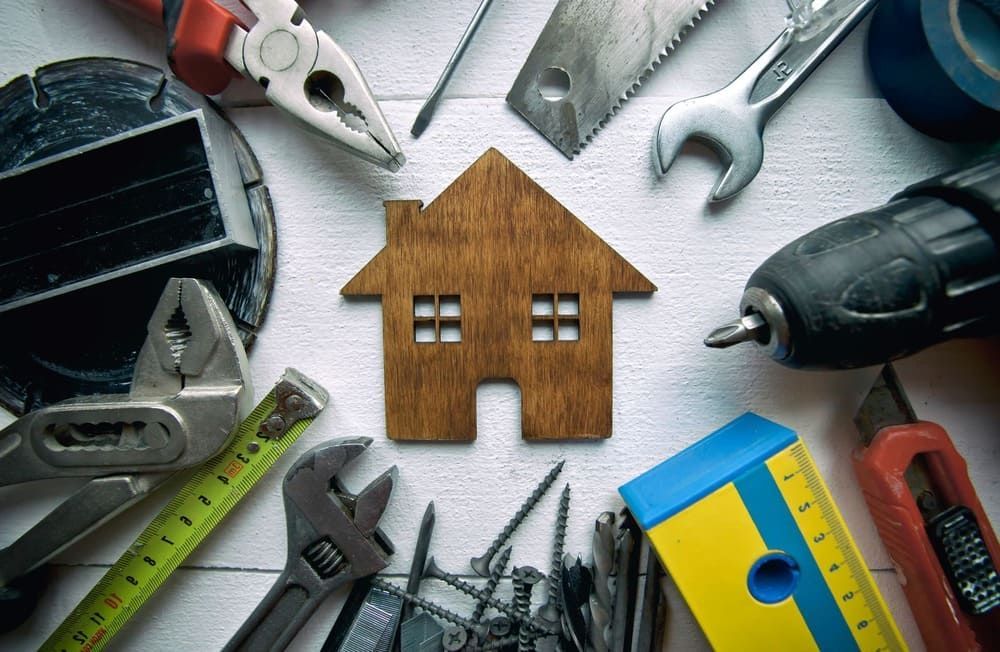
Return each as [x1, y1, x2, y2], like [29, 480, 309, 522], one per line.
[304, 71, 368, 133]
[537, 67, 571, 101]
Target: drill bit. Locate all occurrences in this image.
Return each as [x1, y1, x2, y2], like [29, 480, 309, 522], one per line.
[589, 512, 616, 652]
[703, 312, 768, 348]
[539, 484, 571, 624]
[610, 524, 635, 652]
[471, 461, 565, 577]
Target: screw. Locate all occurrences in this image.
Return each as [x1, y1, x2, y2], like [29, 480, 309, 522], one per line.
[472, 547, 512, 623]
[259, 413, 287, 438]
[473, 634, 519, 651]
[471, 461, 565, 576]
[285, 393, 304, 412]
[423, 557, 551, 635]
[488, 616, 512, 638]
[371, 578, 479, 630]
[512, 566, 543, 652]
[442, 626, 468, 651]
[247, 442, 260, 453]
[539, 483, 570, 624]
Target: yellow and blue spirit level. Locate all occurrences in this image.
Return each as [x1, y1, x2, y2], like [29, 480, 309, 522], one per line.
[620, 413, 906, 651]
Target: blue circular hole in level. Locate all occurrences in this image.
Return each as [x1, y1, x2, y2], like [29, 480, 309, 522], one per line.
[748, 552, 800, 604]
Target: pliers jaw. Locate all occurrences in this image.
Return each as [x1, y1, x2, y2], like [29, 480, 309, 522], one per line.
[231, 0, 406, 172]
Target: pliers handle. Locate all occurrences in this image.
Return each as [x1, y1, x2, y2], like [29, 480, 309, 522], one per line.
[109, 0, 244, 95]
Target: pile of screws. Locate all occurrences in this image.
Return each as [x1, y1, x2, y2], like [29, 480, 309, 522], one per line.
[379, 460, 569, 652]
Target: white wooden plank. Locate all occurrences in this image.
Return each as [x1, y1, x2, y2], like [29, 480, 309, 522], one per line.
[0, 2, 994, 651]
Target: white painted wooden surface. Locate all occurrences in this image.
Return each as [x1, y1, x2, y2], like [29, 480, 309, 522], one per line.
[1, 1, 998, 650]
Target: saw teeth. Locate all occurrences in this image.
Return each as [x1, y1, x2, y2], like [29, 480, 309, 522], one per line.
[576, 0, 716, 155]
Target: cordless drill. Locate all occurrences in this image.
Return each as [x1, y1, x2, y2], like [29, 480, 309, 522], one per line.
[705, 155, 1000, 369]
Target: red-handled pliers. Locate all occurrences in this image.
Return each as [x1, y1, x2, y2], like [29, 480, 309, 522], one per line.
[108, 0, 405, 171]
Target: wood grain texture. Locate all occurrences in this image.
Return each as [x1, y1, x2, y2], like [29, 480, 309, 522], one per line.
[343, 149, 655, 440]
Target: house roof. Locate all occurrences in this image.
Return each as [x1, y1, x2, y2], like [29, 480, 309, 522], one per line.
[342, 148, 656, 296]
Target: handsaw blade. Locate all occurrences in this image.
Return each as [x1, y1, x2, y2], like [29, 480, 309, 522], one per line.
[506, 0, 715, 158]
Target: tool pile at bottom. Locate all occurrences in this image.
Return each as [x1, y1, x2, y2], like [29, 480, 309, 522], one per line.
[322, 460, 664, 652]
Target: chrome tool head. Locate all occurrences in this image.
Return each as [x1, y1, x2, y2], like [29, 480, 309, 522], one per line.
[283, 437, 397, 584]
[655, 93, 767, 203]
[133, 277, 251, 399]
[230, 0, 405, 171]
[654, 0, 878, 201]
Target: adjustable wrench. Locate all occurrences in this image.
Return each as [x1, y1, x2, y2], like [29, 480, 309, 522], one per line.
[654, 0, 877, 202]
[224, 437, 397, 652]
[0, 277, 251, 586]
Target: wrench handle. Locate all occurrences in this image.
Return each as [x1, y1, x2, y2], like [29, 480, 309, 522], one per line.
[852, 421, 1000, 651]
[224, 563, 344, 652]
[747, 0, 878, 114]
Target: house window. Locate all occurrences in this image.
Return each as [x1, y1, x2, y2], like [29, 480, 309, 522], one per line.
[414, 295, 461, 343]
[532, 293, 579, 341]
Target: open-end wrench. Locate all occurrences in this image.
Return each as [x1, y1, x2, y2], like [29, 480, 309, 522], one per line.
[224, 437, 397, 652]
[654, 0, 878, 202]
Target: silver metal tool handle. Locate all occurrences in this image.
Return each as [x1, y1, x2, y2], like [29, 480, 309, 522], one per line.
[223, 561, 345, 652]
[0, 472, 172, 585]
[746, 0, 878, 118]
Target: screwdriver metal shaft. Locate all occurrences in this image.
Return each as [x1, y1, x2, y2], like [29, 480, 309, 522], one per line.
[411, 0, 497, 137]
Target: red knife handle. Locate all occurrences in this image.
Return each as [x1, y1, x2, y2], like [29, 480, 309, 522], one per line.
[107, 0, 244, 95]
[852, 421, 1000, 651]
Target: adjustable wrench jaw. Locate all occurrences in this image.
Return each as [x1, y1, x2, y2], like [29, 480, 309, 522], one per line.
[283, 438, 397, 584]
[222, 439, 397, 652]
[0, 277, 250, 482]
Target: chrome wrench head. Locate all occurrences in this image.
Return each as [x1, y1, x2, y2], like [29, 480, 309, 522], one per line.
[655, 94, 766, 203]
[223, 438, 397, 652]
[283, 437, 397, 581]
[654, 0, 878, 202]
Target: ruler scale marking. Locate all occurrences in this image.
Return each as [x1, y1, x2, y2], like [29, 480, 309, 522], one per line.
[43, 372, 326, 652]
[620, 413, 906, 651]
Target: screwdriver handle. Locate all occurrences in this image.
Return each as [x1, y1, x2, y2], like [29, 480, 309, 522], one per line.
[746, 155, 1000, 369]
[852, 421, 1000, 651]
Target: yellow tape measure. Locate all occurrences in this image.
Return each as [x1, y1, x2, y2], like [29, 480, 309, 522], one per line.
[43, 369, 328, 652]
[621, 413, 906, 651]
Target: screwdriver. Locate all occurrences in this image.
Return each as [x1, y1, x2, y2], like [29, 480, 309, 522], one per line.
[705, 155, 1000, 369]
[853, 365, 999, 650]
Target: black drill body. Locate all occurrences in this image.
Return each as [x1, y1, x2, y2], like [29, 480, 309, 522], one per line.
[717, 156, 1000, 369]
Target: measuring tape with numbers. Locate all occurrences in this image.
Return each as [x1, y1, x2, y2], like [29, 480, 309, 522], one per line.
[42, 368, 329, 652]
[620, 412, 906, 651]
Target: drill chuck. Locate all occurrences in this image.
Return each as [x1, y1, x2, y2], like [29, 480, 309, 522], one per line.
[706, 155, 1000, 369]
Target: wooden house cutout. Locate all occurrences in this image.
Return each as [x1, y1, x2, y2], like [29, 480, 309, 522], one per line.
[342, 149, 656, 441]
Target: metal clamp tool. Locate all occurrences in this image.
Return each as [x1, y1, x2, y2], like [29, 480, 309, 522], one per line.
[224, 437, 397, 652]
[654, 0, 877, 202]
[109, 0, 405, 171]
[0, 277, 252, 587]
